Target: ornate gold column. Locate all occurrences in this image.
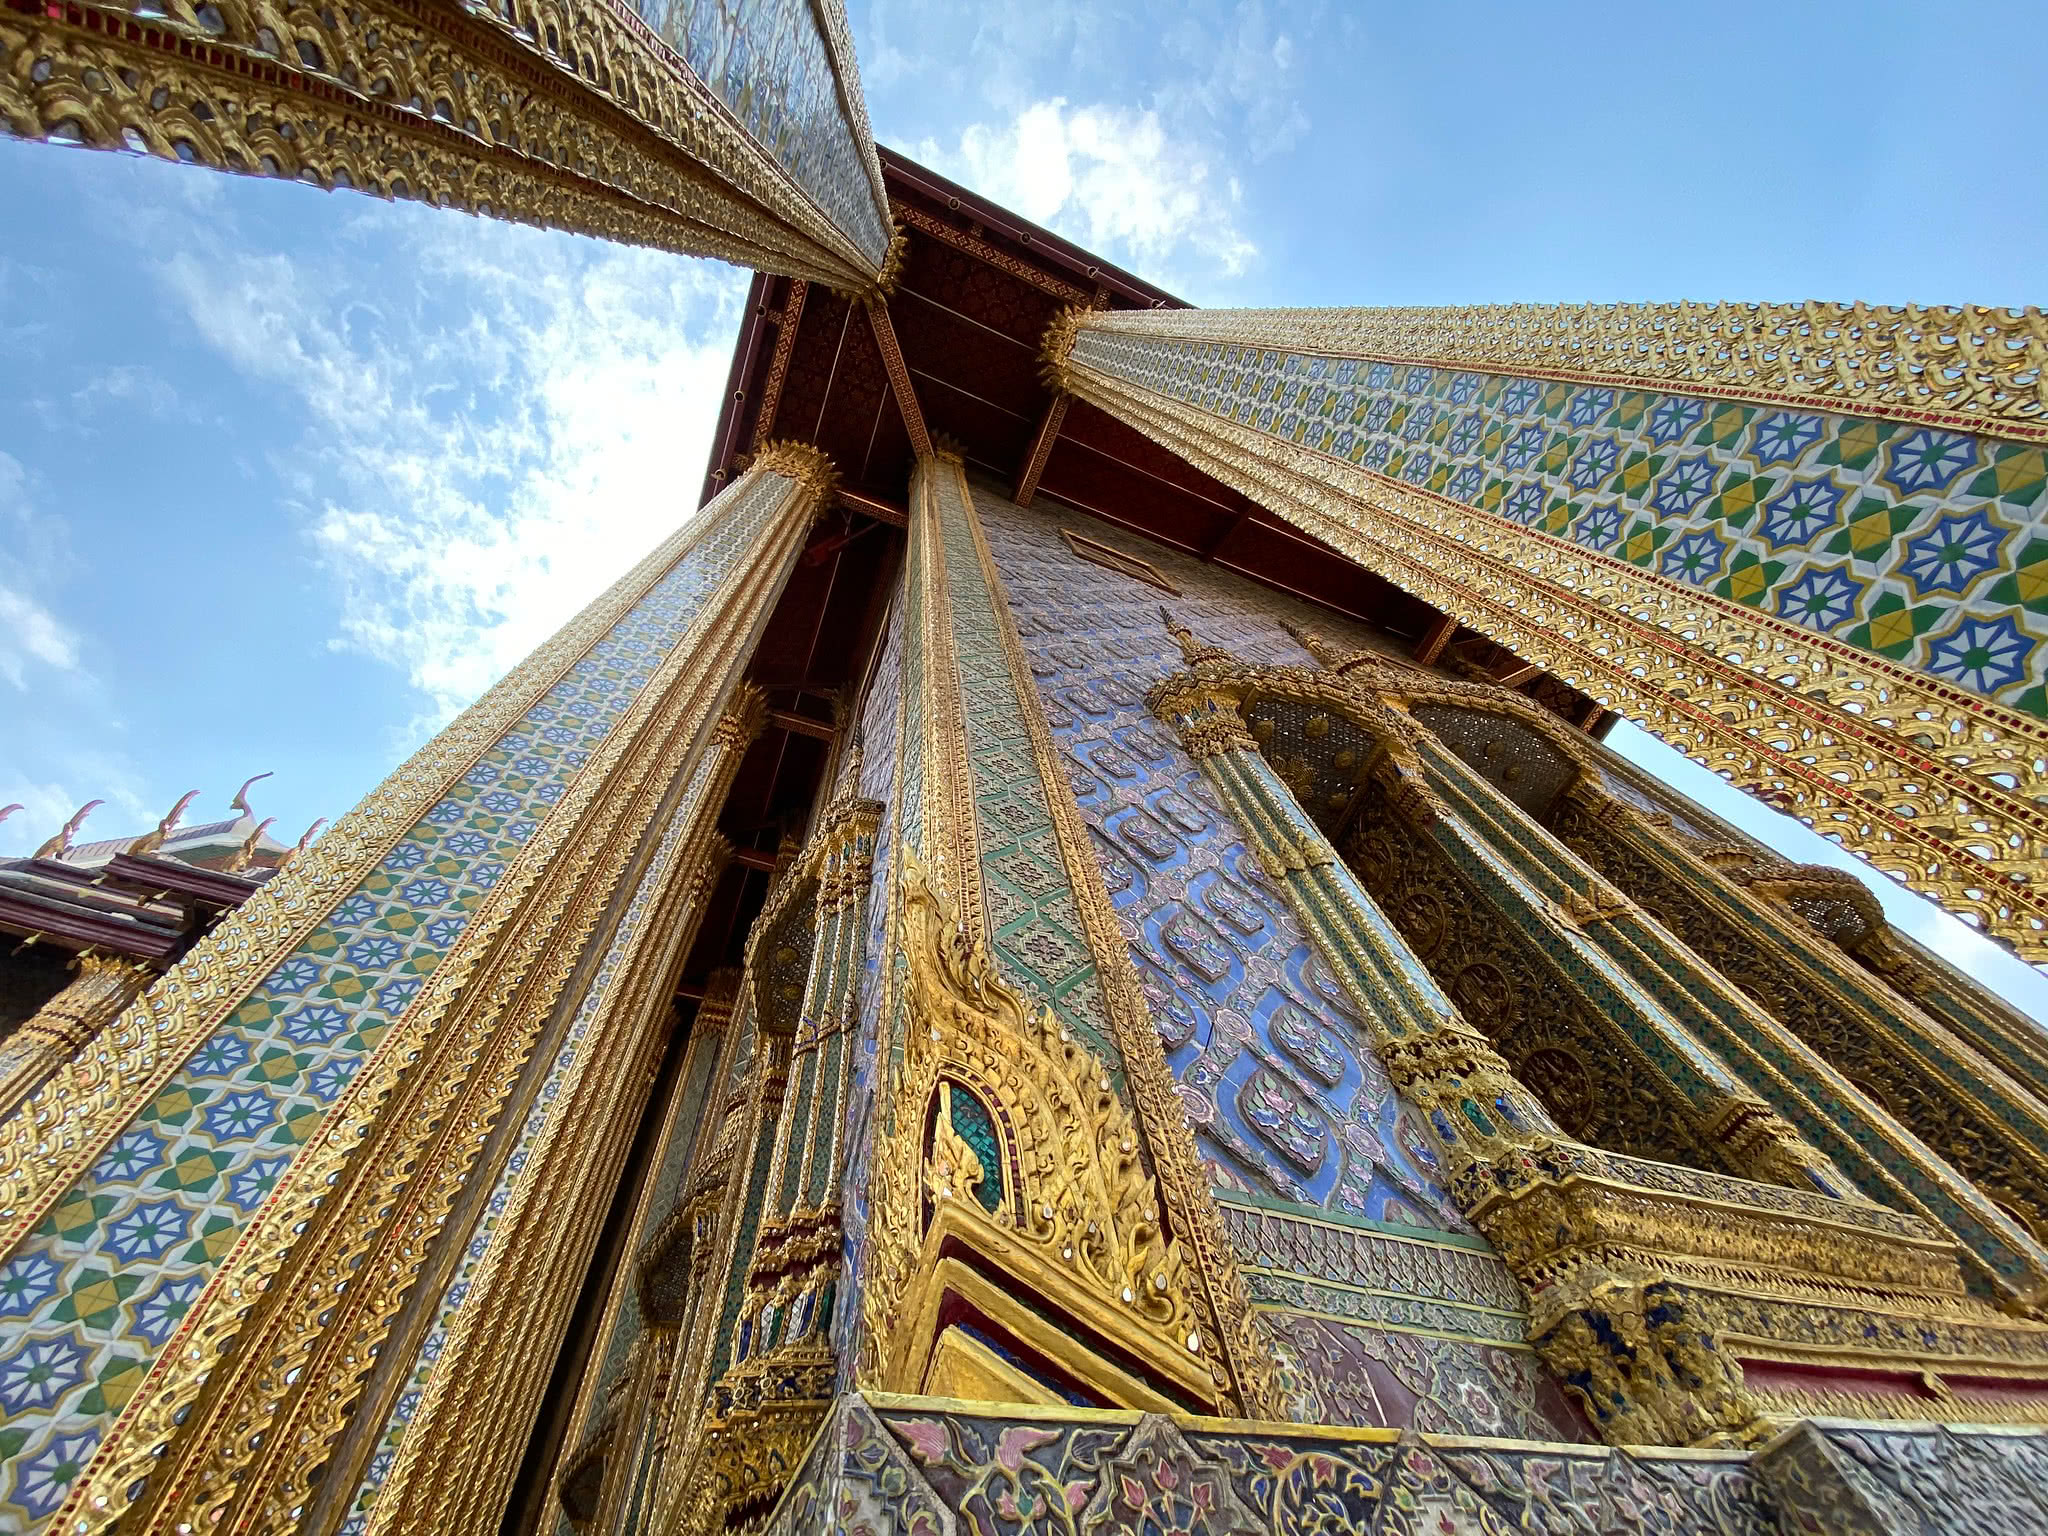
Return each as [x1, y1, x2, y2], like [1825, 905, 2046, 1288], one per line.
[1548, 777, 2048, 1288]
[684, 790, 881, 1530]
[524, 965, 736, 1534]
[1046, 304, 2048, 964]
[0, 0, 899, 290]
[0, 952, 152, 1120]
[0, 444, 832, 1536]
[537, 963, 744, 1533]
[843, 456, 1275, 1425]
[343, 687, 761, 1536]
[642, 861, 797, 1535]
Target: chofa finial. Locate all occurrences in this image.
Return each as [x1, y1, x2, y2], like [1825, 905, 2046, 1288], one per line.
[229, 771, 275, 819]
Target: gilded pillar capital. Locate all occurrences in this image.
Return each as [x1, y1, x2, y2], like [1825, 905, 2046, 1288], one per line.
[714, 683, 770, 751]
[1039, 304, 1086, 395]
[749, 440, 840, 505]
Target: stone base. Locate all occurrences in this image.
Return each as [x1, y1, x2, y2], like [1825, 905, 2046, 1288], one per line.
[761, 1394, 2048, 1535]
[1756, 1420, 2048, 1535]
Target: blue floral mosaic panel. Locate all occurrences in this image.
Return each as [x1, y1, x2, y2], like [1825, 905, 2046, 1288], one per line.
[0, 477, 790, 1531]
[633, 0, 892, 267]
[1074, 330, 2048, 717]
[975, 496, 1464, 1235]
[341, 749, 722, 1532]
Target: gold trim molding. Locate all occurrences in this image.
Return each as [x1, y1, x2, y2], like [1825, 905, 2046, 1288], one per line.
[1064, 302, 2048, 441]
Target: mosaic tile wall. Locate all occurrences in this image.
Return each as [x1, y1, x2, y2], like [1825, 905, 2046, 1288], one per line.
[0, 474, 790, 1531]
[832, 590, 903, 1395]
[976, 494, 1453, 1227]
[940, 479, 1121, 1080]
[342, 746, 724, 1532]
[1074, 331, 2048, 717]
[770, 1394, 1772, 1536]
[974, 493, 1583, 1440]
[1220, 1198, 1585, 1442]
[634, 0, 892, 268]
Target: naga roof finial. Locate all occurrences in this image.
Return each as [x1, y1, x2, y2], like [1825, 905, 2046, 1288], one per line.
[277, 818, 328, 872]
[129, 789, 200, 857]
[229, 771, 275, 819]
[34, 799, 103, 862]
[227, 817, 277, 874]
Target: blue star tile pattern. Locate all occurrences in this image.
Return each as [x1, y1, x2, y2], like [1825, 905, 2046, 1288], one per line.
[0, 471, 796, 1528]
[1653, 455, 1718, 517]
[1661, 530, 1728, 584]
[1751, 411, 1825, 464]
[1883, 428, 1978, 496]
[9, 1429, 97, 1519]
[126, 1274, 206, 1348]
[1901, 509, 2009, 597]
[1929, 614, 2035, 695]
[1072, 330, 2048, 716]
[0, 1337, 89, 1416]
[1760, 477, 1847, 548]
[1778, 567, 1864, 631]
[100, 1202, 193, 1265]
[0, 1255, 61, 1318]
[1576, 504, 1624, 551]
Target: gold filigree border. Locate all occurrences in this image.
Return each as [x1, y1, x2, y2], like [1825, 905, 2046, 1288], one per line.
[1074, 303, 2048, 442]
[914, 456, 986, 935]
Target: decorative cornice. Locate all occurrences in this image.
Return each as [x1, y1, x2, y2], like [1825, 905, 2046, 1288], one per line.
[894, 201, 1093, 305]
[748, 280, 808, 451]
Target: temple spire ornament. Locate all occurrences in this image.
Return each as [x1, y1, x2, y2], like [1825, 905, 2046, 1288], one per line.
[126, 790, 199, 858]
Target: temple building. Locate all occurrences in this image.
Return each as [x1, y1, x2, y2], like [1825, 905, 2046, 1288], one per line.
[5, 2, 2048, 1531]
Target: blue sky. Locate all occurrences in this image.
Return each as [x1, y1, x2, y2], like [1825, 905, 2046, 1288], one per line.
[3, 1, 2045, 1004]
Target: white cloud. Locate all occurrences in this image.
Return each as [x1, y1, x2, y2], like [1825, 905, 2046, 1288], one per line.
[0, 450, 86, 691]
[918, 98, 1257, 289]
[1158, 0, 1312, 160]
[0, 585, 81, 690]
[155, 209, 747, 733]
